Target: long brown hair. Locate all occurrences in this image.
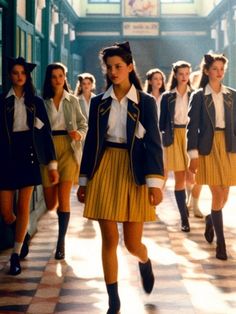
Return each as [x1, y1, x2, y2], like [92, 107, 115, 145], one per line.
[168, 60, 192, 90]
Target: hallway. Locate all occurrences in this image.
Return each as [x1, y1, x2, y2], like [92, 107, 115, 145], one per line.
[0, 178, 236, 314]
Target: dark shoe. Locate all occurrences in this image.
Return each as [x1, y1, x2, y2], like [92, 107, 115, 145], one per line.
[181, 220, 190, 232]
[204, 215, 214, 243]
[55, 243, 65, 260]
[20, 232, 31, 259]
[9, 253, 21, 276]
[139, 258, 155, 294]
[107, 308, 120, 314]
[216, 242, 227, 260]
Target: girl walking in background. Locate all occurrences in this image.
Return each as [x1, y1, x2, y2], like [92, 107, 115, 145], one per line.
[74, 72, 96, 121]
[145, 68, 166, 121]
[41, 63, 87, 260]
[187, 53, 236, 260]
[77, 42, 164, 313]
[160, 60, 193, 232]
[0, 57, 58, 275]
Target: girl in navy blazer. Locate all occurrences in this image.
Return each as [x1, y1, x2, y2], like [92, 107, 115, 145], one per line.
[77, 42, 164, 314]
[0, 57, 59, 275]
[187, 53, 236, 260]
[160, 61, 194, 232]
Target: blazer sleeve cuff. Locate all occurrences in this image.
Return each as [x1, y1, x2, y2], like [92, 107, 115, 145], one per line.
[79, 176, 88, 186]
[188, 149, 199, 159]
[146, 177, 164, 189]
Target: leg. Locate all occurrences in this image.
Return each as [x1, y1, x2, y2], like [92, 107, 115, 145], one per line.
[99, 220, 120, 313]
[123, 222, 154, 294]
[209, 185, 229, 260]
[43, 185, 59, 211]
[174, 171, 190, 232]
[0, 191, 15, 224]
[10, 186, 34, 275]
[55, 181, 73, 259]
[191, 184, 203, 218]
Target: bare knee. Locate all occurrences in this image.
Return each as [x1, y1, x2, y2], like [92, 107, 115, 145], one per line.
[124, 239, 141, 256]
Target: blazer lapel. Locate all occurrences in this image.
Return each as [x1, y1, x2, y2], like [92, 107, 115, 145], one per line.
[223, 91, 233, 128]
[127, 99, 139, 147]
[26, 103, 35, 129]
[168, 93, 176, 120]
[97, 97, 112, 140]
[204, 94, 215, 128]
[4, 96, 15, 132]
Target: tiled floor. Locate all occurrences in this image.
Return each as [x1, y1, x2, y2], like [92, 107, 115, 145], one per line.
[0, 177, 235, 314]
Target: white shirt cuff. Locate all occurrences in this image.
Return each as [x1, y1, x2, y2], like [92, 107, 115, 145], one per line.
[146, 178, 164, 189]
[188, 149, 199, 159]
[79, 176, 88, 186]
[47, 161, 58, 170]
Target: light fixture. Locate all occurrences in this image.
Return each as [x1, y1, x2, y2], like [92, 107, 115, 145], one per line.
[70, 29, 76, 41]
[38, 0, 46, 10]
[52, 9, 59, 24]
[63, 23, 69, 35]
[221, 19, 227, 31]
[211, 28, 217, 39]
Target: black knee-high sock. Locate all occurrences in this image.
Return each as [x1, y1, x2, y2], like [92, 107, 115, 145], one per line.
[106, 282, 120, 313]
[211, 210, 225, 245]
[57, 211, 70, 248]
[174, 190, 189, 222]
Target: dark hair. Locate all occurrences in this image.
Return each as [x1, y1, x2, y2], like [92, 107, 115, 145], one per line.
[199, 53, 228, 88]
[74, 72, 96, 96]
[8, 60, 36, 107]
[168, 60, 192, 90]
[42, 63, 70, 99]
[145, 68, 166, 94]
[99, 41, 143, 91]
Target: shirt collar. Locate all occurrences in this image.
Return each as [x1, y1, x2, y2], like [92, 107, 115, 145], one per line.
[102, 84, 138, 104]
[205, 83, 230, 95]
[6, 87, 24, 99]
[173, 86, 190, 96]
[50, 89, 70, 103]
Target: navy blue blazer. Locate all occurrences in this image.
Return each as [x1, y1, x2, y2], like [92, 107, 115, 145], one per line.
[80, 90, 164, 186]
[187, 87, 236, 155]
[159, 90, 192, 147]
[0, 93, 56, 165]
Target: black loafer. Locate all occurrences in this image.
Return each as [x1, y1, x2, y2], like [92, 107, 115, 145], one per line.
[139, 258, 155, 294]
[9, 253, 21, 276]
[216, 243, 227, 260]
[20, 232, 31, 259]
[204, 215, 214, 243]
[181, 220, 190, 232]
[55, 243, 65, 260]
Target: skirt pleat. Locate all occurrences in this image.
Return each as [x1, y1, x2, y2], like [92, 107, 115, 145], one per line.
[196, 131, 236, 186]
[83, 147, 156, 222]
[164, 128, 189, 171]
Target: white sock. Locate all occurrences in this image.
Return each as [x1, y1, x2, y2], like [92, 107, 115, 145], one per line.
[13, 242, 23, 255]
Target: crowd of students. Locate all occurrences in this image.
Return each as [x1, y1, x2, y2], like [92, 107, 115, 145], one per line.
[0, 42, 235, 314]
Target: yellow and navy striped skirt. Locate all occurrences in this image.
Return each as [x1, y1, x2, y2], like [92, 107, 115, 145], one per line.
[83, 145, 156, 222]
[164, 127, 189, 172]
[196, 130, 236, 186]
[41, 134, 79, 187]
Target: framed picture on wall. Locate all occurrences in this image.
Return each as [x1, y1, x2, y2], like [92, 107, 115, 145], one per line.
[124, 0, 160, 17]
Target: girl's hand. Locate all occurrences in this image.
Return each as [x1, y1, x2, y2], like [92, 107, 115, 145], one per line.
[69, 130, 81, 141]
[48, 169, 59, 185]
[189, 158, 199, 174]
[148, 187, 163, 206]
[77, 186, 86, 203]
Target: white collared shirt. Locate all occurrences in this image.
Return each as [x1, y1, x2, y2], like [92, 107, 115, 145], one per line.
[102, 84, 138, 143]
[173, 87, 190, 125]
[205, 83, 230, 128]
[50, 90, 69, 131]
[6, 88, 29, 132]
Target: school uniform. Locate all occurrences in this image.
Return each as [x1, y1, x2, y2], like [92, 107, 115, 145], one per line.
[79, 85, 164, 222]
[159, 88, 192, 171]
[0, 89, 56, 190]
[78, 93, 96, 121]
[187, 84, 236, 186]
[41, 90, 88, 187]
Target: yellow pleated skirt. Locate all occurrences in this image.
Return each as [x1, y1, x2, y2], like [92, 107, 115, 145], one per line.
[41, 135, 78, 187]
[83, 147, 156, 222]
[196, 131, 236, 186]
[164, 128, 189, 172]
